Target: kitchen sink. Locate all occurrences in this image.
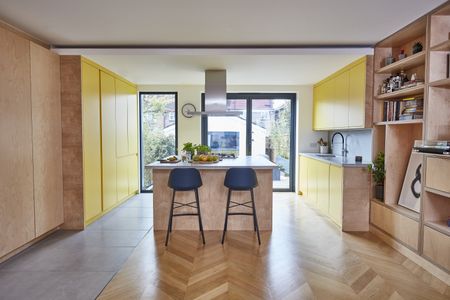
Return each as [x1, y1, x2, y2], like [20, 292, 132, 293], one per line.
[315, 154, 336, 157]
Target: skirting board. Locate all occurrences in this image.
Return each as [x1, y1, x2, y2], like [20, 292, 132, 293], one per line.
[370, 224, 450, 286]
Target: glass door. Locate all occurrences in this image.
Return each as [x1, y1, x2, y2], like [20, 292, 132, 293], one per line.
[251, 97, 295, 190]
[202, 93, 296, 191]
[140, 92, 177, 192]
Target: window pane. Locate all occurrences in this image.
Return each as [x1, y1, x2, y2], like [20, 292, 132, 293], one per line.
[141, 93, 176, 191]
[206, 99, 246, 157]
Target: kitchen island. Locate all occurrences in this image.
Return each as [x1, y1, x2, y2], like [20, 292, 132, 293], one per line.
[147, 156, 276, 231]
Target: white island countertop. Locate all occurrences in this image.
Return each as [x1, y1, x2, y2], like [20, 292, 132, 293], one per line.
[300, 152, 371, 168]
[146, 155, 277, 170]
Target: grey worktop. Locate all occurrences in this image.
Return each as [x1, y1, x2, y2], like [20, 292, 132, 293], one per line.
[146, 155, 277, 170]
[299, 153, 371, 168]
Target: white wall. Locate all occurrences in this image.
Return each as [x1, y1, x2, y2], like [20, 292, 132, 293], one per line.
[138, 84, 327, 191]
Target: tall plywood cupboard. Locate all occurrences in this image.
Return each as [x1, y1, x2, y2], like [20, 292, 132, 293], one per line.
[61, 57, 139, 229]
[1, 25, 63, 259]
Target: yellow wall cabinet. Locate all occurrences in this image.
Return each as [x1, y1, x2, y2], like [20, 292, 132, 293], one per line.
[299, 155, 370, 231]
[61, 57, 139, 228]
[313, 56, 373, 130]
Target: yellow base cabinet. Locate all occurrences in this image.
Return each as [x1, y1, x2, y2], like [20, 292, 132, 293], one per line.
[298, 155, 308, 196]
[299, 155, 370, 231]
[313, 56, 373, 130]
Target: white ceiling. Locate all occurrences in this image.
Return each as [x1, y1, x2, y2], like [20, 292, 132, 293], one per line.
[0, 0, 445, 46]
[84, 53, 365, 85]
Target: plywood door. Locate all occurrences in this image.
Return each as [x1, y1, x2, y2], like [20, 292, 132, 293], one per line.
[329, 165, 343, 226]
[81, 62, 102, 221]
[423, 226, 450, 272]
[0, 27, 35, 257]
[348, 61, 366, 128]
[333, 71, 349, 128]
[299, 156, 308, 196]
[425, 157, 450, 194]
[115, 79, 129, 157]
[30, 42, 64, 236]
[316, 161, 330, 214]
[101, 71, 117, 210]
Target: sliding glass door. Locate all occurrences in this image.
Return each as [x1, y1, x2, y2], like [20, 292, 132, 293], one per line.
[139, 92, 177, 192]
[202, 93, 296, 191]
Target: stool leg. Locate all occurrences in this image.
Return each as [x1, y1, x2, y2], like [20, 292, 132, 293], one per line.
[250, 189, 261, 245]
[165, 190, 176, 246]
[221, 189, 232, 244]
[195, 188, 205, 245]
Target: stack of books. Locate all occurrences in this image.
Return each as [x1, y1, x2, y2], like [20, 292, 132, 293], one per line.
[383, 96, 424, 122]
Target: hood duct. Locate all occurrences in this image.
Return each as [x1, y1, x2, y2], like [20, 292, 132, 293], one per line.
[189, 70, 242, 116]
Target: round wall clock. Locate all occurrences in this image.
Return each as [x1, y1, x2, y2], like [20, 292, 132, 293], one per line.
[182, 103, 196, 118]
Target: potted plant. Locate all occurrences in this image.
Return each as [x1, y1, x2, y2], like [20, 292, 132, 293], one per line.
[182, 142, 195, 161]
[194, 144, 211, 155]
[368, 152, 385, 200]
[317, 138, 329, 154]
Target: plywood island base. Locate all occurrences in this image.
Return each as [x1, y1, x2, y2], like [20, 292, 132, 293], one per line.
[152, 168, 273, 231]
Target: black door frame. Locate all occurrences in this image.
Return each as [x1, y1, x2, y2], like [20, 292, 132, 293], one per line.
[139, 92, 178, 193]
[201, 92, 296, 192]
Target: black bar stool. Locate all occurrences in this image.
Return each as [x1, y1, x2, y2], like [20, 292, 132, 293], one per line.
[165, 168, 205, 246]
[221, 167, 261, 245]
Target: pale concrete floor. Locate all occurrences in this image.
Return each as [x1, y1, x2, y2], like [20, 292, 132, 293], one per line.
[0, 194, 153, 300]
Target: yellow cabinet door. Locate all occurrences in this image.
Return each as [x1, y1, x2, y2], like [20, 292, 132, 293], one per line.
[348, 61, 366, 128]
[127, 85, 138, 154]
[313, 86, 322, 130]
[117, 156, 129, 202]
[333, 71, 349, 128]
[322, 79, 335, 129]
[81, 62, 102, 221]
[128, 154, 139, 194]
[316, 161, 330, 214]
[299, 156, 308, 196]
[329, 165, 343, 226]
[306, 159, 318, 205]
[101, 71, 117, 210]
[115, 79, 129, 157]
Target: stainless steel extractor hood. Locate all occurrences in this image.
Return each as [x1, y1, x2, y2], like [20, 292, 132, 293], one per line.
[189, 70, 242, 116]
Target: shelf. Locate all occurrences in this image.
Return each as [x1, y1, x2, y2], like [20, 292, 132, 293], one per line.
[376, 85, 425, 100]
[429, 77, 450, 88]
[376, 52, 426, 74]
[424, 186, 450, 198]
[430, 39, 450, 51]
[425, 221, 450, 237]
[374, 119, 423, 126]
[371, 199, 420, 221]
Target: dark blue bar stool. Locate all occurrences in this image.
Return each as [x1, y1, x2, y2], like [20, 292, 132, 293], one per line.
[165, 168, 205, 246]
[221, 167, 261, 245]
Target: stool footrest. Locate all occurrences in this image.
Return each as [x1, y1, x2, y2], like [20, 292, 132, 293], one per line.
[227, 212, 254, 216]
[173, 213, 200, 217]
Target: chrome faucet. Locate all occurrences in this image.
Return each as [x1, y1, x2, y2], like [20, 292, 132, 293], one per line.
[331, 132, 347, 157]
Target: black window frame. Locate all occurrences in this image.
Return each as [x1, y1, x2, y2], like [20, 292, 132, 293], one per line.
[139, 91, 178, 193]
[201, 92, 296, 192]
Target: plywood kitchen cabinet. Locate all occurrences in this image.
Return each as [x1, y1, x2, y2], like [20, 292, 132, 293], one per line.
[1, 25, 63, 259]
[313, 56, 373, 130]
[30, 43, 64, 236]
[61, 57, 139, 228]
[299, 155, 370, 231]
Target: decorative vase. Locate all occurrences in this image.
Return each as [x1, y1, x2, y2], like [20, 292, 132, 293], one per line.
[319, 146, 329, 154]
[375, 184, 384, 200]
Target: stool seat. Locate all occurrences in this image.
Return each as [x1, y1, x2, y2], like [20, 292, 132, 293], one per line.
[165, 168, 205, 246]
[222, 168, 261, 245]
[224, 167, 258, 190]
[168, 168, 202, 191]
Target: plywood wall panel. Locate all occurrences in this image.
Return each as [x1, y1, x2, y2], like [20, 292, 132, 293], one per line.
[30, 42, 64, 236]
[0, 27, 35, 256]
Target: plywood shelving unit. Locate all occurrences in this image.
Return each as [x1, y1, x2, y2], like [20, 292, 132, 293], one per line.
[370, 2, 450, 276]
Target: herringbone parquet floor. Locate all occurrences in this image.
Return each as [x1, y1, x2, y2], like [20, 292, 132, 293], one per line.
[98, 193, 450, 300]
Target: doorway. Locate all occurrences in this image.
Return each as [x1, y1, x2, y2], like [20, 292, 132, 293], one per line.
[139, 92, 178, 192]
[202, 93, 296, 191]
